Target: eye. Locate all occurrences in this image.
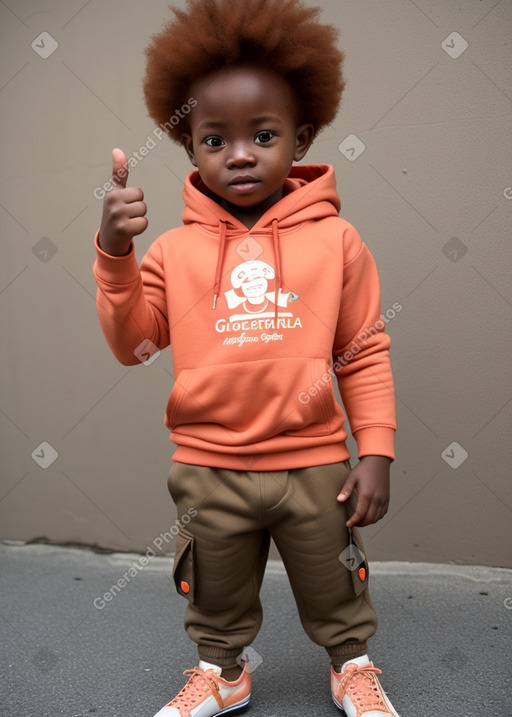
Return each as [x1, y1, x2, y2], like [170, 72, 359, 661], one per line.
[255, 131, 275, 144]
[204, 136, 225, 147]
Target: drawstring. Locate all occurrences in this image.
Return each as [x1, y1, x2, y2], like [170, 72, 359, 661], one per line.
[212, 218, 283, 323]
[272, 219, 281, 323]
[212, 220, 227, 309]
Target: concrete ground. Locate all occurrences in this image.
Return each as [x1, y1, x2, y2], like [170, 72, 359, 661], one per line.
[1, 542, 511, 717]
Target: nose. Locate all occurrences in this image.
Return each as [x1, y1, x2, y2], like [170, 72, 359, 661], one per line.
[226, 141, 256, 168]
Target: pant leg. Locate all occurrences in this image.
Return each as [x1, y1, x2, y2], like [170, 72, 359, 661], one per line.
[267, 461, 377, 659]
[167, 461, 270, 665]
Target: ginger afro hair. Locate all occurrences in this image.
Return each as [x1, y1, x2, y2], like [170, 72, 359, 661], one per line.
[143, 0, 345, 144]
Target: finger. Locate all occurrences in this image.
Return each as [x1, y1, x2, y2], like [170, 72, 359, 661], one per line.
[346, 494, 370, 528]
[126, 216, 149, 237]
[111, 147, 129, 188]
[337, 474, 355, 502]
[125, 200, 147, 219]
[109, 186, 144, 204]
[357, 497, 389, 528]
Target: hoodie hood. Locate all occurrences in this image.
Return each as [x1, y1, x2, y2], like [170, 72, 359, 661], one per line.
[182, 164, 341, 310]
[182, 164, 341, 231]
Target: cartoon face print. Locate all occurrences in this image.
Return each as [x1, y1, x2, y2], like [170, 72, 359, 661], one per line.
[230, 261, 275, 305]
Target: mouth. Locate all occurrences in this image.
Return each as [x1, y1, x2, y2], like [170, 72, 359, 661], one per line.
[228, 175, 261, 192]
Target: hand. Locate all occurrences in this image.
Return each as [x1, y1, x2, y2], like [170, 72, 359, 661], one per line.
[337, 455, 392, 528]
[98, 148, 148, 256]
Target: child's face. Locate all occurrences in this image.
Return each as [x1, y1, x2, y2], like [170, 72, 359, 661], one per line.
[181, 65, 314, 225]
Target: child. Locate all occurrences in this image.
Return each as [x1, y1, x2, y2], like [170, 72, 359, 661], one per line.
[92, 0, 399, 715]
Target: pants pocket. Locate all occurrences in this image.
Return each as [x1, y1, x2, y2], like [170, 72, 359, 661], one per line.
[173, 527, 195, 602]
[347, 527, 369, 596]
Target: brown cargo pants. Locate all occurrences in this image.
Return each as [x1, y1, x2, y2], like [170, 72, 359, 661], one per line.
[168, 460, 377, 668]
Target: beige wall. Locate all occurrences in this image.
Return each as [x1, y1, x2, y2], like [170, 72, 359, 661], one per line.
[1, 0, 511, 567]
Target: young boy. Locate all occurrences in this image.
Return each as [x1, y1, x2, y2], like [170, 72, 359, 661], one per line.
[93, 1, 399, 715]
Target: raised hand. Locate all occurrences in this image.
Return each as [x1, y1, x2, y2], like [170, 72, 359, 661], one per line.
[98, 148, 148, 256]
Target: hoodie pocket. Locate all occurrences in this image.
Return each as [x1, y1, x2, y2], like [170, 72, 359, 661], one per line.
[166, 357, 343, 446]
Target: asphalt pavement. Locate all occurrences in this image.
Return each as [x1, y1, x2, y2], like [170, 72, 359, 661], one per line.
[1, 541, 511, 717]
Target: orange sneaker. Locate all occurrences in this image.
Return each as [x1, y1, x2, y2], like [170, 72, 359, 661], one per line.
[153, 660, 251, 717]
[331, 655, 400, 716]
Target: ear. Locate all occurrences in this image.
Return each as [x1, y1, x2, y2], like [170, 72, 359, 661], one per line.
[294, 123, 315, 162]
[181, 133, 197, 167]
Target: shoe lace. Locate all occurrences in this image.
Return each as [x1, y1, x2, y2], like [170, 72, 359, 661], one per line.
[168, 667, 219, 709]
[343, 662, 389, 712]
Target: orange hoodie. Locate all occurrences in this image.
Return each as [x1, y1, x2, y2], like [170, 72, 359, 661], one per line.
[93, 164, 396, 470]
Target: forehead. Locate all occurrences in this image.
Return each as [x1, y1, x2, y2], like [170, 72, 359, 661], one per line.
[188, 65, 298, 128]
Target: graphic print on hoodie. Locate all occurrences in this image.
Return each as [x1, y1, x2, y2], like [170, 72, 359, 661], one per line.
[93, 164, 396, 471]
[214, 240, 301, 338]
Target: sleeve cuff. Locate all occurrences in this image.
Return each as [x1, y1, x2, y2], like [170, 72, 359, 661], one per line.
[353, 426, 396, 461]
[93, 230, 139, 284]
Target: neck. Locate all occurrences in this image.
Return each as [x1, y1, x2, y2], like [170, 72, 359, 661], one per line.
[220, 187, 284, 229]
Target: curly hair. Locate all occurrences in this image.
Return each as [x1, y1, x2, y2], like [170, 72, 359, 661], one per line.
[143, 0, 345, 144]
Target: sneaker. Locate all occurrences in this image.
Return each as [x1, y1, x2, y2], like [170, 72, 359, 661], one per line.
[153, 660, 251, 717]
[331, 655, 400, 717]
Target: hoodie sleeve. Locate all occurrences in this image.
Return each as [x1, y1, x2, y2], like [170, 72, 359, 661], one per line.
[333, 224, 396, 460]
[92, 231, 170, 365]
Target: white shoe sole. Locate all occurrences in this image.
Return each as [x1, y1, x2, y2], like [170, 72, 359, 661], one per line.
[332, 692, 400, 717]
[215, 694, 250, 715]
[154, 693, 250, 717]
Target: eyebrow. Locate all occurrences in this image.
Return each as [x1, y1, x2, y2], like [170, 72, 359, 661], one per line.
[197, 115, 283, 132]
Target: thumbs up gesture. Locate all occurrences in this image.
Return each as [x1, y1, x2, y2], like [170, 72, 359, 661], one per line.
[98, 148, 148, 256]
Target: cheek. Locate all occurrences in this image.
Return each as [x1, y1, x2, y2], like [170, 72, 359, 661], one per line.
[194, 155, 221, 181]
[200, 152, 222, 171]
[270, 147, 295, 173]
